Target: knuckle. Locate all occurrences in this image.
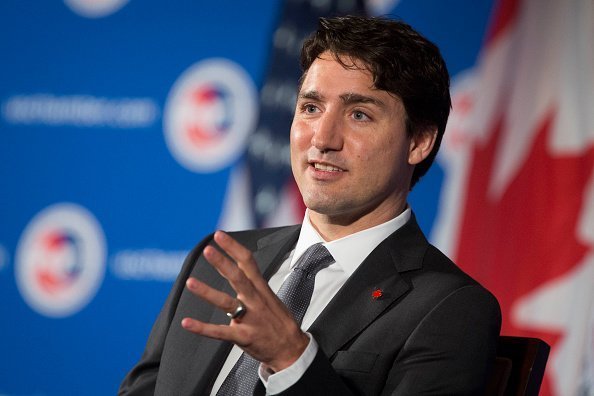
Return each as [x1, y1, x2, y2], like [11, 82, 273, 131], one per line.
[226, 270, 244, 284]
[223, 297, 236, 312]
[235, 327, 255, 346]
[236, 249, 253, 264]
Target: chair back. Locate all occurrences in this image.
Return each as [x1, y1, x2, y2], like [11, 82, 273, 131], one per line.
[484, 336, 550, 396]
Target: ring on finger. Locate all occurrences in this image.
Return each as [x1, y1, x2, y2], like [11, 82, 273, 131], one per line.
[226, 298, 246, 319]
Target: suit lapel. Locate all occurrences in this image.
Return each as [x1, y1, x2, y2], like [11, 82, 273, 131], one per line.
[309, 215, 428, 358]
[256, 225, 301, 278]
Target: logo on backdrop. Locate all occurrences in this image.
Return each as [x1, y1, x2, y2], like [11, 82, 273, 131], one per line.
[64, 0, 129, 18]
[15, 203, 106, 318]
[163, 58, 258, 173]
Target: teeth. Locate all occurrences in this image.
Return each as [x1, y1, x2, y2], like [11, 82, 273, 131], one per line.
[314, 163, 343, 172]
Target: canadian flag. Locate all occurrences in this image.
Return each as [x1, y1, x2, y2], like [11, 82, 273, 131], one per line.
[433, 0, 594, 395]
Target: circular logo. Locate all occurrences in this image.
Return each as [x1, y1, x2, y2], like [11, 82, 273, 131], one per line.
[15, 203, 106, 318]
[163, 58, 258, 173]
[64, 0, 129, 18]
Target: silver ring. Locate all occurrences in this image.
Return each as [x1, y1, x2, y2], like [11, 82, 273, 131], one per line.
[226, 299, 246, 319]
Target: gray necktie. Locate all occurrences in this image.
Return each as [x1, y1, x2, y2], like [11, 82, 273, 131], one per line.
[216, 243, 334, 395]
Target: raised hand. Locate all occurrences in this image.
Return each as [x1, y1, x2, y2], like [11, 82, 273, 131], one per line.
[181, 231, 309, 372]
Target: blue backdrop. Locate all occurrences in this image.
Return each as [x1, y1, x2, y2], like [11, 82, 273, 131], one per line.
[0, 1, 493, 394]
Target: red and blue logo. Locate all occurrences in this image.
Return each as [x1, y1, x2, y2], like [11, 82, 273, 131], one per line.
[15, 203, 106, 318]
[185, 84, 233, 147]
[34, 231, 82, 294]
[164, 58, 258, 173]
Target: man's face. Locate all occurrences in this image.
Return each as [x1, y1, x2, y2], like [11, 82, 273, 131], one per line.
[291, 52, 427, 229]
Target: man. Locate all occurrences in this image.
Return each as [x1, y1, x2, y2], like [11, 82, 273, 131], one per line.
[120, 16, 501, 395]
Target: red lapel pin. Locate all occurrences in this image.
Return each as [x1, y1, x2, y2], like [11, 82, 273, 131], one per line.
[372, 288, 383, 300]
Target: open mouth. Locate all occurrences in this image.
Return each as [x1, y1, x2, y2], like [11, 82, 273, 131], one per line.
[313, 162, 344, 172]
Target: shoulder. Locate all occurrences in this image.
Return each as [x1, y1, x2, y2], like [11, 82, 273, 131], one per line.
[411, 242, 501, 323]
[392, 213, 494, 293]
[389, 214, 499, 311]
[423, 243, 491, 291]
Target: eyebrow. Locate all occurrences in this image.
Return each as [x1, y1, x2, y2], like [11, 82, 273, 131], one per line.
[298, 90, 323, 101]
[340, 92, 386, 108]
[297, 90, 386, 108]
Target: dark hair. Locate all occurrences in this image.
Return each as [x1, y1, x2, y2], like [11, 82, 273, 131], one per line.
[300, 15, 451, 188]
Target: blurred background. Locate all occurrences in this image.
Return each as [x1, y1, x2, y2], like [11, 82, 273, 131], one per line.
[1, 0, 592, 395]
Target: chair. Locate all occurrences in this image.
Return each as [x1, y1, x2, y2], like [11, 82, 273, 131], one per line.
[484, 336, 550, 396]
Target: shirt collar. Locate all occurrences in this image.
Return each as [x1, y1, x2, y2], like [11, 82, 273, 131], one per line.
[291, 208, 412, 277]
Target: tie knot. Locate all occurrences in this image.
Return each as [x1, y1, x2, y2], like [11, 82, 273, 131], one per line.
[294, 243, 334, 277]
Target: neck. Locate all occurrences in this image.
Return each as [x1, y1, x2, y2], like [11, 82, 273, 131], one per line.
[308, 201, 408, 241]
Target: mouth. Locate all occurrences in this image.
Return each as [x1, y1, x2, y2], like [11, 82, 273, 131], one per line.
[310, 161, 345, 172]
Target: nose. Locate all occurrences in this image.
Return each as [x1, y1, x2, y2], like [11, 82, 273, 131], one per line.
[311, 110, 343, 152]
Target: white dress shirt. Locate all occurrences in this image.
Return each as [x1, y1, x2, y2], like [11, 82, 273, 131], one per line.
[210, 208, 411, 395]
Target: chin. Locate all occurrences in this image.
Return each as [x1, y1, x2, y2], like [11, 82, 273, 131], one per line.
[305, 200, 351, 217]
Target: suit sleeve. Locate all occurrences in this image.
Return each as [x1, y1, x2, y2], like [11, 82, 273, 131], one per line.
[277, 284, 501, 396]
[118, 234, 214, 396]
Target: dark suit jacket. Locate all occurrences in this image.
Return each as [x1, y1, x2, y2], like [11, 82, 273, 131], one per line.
[119, 215, 501, 395]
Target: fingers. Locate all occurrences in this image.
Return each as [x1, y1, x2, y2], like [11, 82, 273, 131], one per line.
[181, 318, 246, 346]
[186, 277, 236, 314]
[185, 231, 291, 324]
[182, 231, 307, 366]
[211, 232, 291, 319]
[212, 231, 272, 292]
[203, 243, 259, 301]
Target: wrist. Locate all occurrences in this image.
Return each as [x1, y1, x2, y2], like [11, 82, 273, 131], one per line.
[266, 331, 310, 373]
[259, 333, 318, 394]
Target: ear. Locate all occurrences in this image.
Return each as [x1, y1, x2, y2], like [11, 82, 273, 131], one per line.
[408, 127, 437, 165]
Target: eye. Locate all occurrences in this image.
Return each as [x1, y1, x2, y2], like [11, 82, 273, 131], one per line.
[304, 104, 318, 114]
[352, 110, 370, 121]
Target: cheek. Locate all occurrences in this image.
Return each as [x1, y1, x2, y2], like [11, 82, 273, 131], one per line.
[290, 120, 312, 149]
[290, 124, 307, 168]
[357, 138, 403, 175]
[349, 138, 376, 164]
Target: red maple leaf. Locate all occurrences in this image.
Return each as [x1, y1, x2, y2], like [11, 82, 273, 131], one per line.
[453, 109, 594, 394]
